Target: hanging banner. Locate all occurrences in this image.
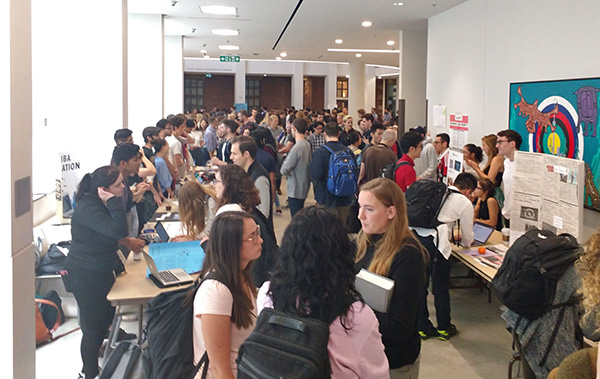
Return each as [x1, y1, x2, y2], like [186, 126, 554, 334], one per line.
[56, 152, 82, 220]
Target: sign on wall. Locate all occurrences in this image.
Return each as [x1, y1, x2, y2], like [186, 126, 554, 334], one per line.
[56, 152, 82, 220]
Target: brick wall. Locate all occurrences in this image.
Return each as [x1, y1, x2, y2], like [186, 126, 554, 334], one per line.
[202, 74, 235, 109]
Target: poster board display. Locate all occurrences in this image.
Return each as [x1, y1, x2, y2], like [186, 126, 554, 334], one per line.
[510, 151, 584, 244]
[56, 152, 82, 221]
[447, 149, 464, 186]
[449, 114, 469, 150]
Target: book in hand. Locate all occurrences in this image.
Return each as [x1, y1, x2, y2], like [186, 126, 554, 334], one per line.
[355, 269, 395, 313]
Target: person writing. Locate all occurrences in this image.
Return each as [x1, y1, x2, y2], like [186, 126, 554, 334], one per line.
[193, 212, 262, 379]
[355, 178, 427, 378]
[62, 166, 133, 379]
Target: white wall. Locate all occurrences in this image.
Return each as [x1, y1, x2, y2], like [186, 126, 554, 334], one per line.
[128, 13, 163, 144]
[427, 0, 600, 239]
[164, 35, 183, 115]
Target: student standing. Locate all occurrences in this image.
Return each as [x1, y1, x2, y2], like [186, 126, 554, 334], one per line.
[496, 130, 522, 226]
[280, 118, 312, 217]
[394, 131, 423, 192]
[355, 178, 428, 378]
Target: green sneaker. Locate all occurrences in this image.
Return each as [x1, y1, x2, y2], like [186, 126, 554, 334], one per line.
[418, 327, 439, 340]
[437, 324, 458, 341]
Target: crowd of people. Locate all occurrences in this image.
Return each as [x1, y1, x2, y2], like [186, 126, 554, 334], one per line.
[65, 104, 600, 379]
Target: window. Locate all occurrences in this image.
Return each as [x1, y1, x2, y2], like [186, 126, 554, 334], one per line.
[246, 79, 261, 108]
[184, 75, 204, 111]
[336, 78, 348, 98]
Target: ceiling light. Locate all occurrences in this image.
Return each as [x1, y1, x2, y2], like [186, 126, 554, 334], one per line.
[200, 49, 207, 54]
[355, 53, 362, 57]
[280, 52, 287, 57]
[263, 74, 267, 77]
[393, 2, 404, 5]
[378, 76, 382, 79]
[328, 48, 400, 53]
[200, 6, 237, 15]
[345, 75, 350, 78]
[335, 39, 343, 44]
[387, 40, 395, 46]
[211, 29, 239, 36]
[218, 45, 240, 50]
[362, 21, 372, 27]
[275, 57, 281, 61]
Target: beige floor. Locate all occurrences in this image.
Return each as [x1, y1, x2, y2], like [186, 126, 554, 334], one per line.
[36, 181, 517, 379]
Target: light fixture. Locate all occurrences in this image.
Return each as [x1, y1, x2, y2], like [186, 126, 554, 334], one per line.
[263, 74, 267, 77]
[280, 52, 287, 57]
[387, 40, 395, 46]
[218, 45, 240, 50]
[355, 53, 362, 57]
[200, 5, 237, 15]
[200, 49, 207, 54]
[362, 21, 372, 27]
[393, 2, 404, 6]
[275, 57, 281, 61]
[345, 75, 350, 78]
[328, 48, 400, 53]
[378, 76, 382, 79]
[335, 39, 343, 44]
[211, 29, 239, 36]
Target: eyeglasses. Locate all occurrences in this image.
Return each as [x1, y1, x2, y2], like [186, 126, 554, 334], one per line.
[496, 139, 508, 144]
[244, 225, 261, 244]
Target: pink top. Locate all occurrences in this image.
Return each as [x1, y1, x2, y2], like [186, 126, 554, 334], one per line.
[257, 282, 390, 379]
[193, 279, 256, 378]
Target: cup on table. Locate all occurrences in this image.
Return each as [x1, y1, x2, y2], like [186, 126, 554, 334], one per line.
[501, 228, 510, 245]
[133, 251, 142, 261]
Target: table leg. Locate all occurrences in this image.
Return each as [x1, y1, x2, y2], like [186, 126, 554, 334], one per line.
[105, 305, 123, 361]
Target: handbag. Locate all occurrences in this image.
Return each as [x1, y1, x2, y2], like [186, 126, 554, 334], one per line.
[35, 299, 61, 345]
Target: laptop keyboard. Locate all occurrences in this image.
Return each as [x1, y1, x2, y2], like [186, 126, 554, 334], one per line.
[158, 270, 179, 283]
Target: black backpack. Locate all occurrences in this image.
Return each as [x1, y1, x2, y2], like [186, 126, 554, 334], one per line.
[236, 308, 331, 379]
[381, 160, 410, 181]
[405, 180, 454, 228]
[142, 273, 220, 379]
[491, 228, 580, 320]
[100, 341, 146, 379]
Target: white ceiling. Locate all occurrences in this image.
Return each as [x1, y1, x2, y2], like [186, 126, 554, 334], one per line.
[128, 0, 467, 67]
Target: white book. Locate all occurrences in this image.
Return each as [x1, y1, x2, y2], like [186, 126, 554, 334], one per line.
[355, 269, 395, 313]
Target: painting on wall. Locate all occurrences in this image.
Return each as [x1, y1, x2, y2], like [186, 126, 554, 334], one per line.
[509, 77, 600, 211]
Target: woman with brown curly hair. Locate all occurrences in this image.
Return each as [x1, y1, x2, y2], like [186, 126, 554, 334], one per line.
[214, 164, 279, 287]
[173, 180, 217, 242]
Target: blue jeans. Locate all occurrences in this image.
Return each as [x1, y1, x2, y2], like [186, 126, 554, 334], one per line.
[288, 197, 305, 218]
[417, 234, 452, 330]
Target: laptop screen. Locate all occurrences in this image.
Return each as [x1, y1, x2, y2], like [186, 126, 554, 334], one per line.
[154, 222, 170, 243]
[473, 221, 495, 244]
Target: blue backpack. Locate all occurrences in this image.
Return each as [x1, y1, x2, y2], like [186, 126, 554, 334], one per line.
[324, 146, 358, 197]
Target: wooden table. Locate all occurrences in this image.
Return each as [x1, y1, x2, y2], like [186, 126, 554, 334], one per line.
[451, 231, 503, 283]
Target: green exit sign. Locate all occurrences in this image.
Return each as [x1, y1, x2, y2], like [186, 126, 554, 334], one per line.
[220, 55, 240, 62]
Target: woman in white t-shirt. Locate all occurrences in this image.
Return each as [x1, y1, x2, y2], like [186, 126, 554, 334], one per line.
[193, 211, 263, 379]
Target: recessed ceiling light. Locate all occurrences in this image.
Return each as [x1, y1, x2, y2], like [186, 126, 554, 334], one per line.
[275, 57, 281, 61]
[200, 5, 237, 15]
[345, 75, 350, 78]
[387, 40, 395, 46]
[393, 2, 404, 6]
[378, 76, 382, 79]
[355, 53, 362, 57]
[218, 45, 240, 51]
[362, 21, 372, 27]
[263, 74, 267, 77]
[335, 39, 343, 44]
[211, 29, 239, 36]
[328, 48, 400, 53]
[280, 52, 287, 57]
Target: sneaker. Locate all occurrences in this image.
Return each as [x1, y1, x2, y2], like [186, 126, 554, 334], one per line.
[418, 327, 439, 340]
[116, 328, 137, 341]
[437, 324, 458, 341]
[275, 208, 282, 215]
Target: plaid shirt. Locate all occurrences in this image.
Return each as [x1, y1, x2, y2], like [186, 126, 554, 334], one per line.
[308, 133, 326, 152]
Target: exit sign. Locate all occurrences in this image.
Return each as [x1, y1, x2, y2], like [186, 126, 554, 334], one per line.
[220, 55, 240, 62]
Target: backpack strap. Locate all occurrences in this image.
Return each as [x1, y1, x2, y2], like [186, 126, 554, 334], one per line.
[323, 145, 334, 155]
[538, 296, 580, 368]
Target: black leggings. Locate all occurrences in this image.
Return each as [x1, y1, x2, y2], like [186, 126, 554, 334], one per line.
[64, 264, 115, 378]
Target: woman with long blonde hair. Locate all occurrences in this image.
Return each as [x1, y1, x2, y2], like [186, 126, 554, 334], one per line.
[173, 181, 217, 241]
[355, 178, 427, 378]
[465, 134, 504, 186]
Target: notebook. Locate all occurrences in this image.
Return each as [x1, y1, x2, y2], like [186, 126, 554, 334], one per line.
[142, 251, 194, 287]
[355, 269, 395, 313]
[471, 221, 496, 246]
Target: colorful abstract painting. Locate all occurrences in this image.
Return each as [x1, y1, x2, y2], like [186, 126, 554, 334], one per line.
[509, 77, 600, 211]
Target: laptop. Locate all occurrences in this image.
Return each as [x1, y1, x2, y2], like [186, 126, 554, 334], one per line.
[471, 221, 496, 246]
[142, 251, 194, 287]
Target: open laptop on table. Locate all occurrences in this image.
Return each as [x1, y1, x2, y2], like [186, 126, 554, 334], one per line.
[142, 251, 194, 287]
[471, 221, 496, 246]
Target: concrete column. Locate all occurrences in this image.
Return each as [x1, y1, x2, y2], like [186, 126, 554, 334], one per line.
[365, 66, 377, 114]
[128, 13, 164, 143]
[164, 35, 183, 115]
[3, 0, 34, 377]
[399, 29, 427, 131]
[234, 61, 246, 106]
[291, 63, 304, 109]
[324, 64, 338, 109]
[348, 60, 366, 118]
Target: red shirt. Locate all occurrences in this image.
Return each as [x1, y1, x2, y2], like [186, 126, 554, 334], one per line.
[394, 155, 416, 192]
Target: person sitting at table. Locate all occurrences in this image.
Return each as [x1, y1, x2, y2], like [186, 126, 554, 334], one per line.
[193, 211, 262, 379]
[473, 178, 502, 230]
[173, 180, 217, 242]
[355, 178, 428, 377]
[259, 206, 389, 378]
[214, 164, 279, 287]
[62, 165, 135, 379]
